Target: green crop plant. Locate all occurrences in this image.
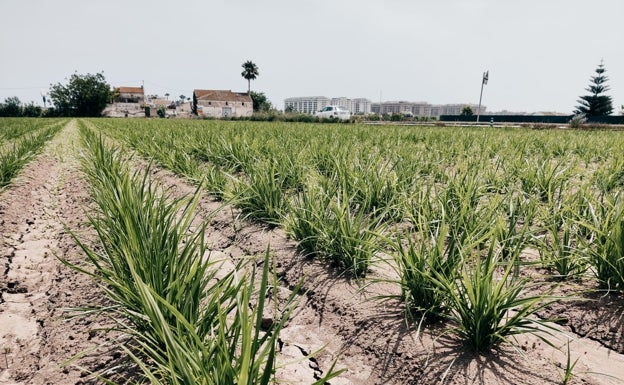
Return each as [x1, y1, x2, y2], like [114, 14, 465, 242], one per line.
[543, 221, 583, 279]
[386, 220, 457, 323]
[284, 184, 330, 257]
[536, 203, 587, 279]
[202, 163, 228, 200]
[437, 169, 496, 259]
[350, 155, 402, 221]
[270, 150, 309, 193]
[0, 117, 61, 140]
[0, 122, 62, 189]
[231, 159, 289, 226]
[212, 135, 258, 173]
[520, 159, 570, 204]
[312, 189, 384, 277]
[404, 183, 439, 234]
[433, 241, 558, 353]
[75, 129, 213, 333]
[495, 193, 536, 262]
[593, 155, 624, 196]
[579, 194, 624, 292]
[0, 143, 30, 189]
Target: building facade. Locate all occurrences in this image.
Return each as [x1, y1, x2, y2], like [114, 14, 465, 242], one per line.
[104, 86, 146, 117]
[284, 96, 330, 114]
[371, 102, 485, 118]
[351, 98, 372, 114]
[193, 89, 253, 118]
[285, 96, 372, 115]
[285, 95, 483, 118]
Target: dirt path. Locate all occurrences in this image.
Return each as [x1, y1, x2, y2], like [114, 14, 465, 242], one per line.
[1, 119, 624, 385]
[0, 120, 111, 384]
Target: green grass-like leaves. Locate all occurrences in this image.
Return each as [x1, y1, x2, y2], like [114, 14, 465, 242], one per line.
[67, 126, 342, 384]
[434, 244, 557, 353]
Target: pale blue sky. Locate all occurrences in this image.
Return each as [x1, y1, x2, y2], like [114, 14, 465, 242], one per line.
[1, 0, 622, 113]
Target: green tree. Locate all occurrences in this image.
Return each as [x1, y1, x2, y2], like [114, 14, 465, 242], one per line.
[0, 96, 22, 117]
[249, 91, 271, 112]
[575, 61, 613, 116]
[460, 106, 474, 116]
[157, 105, 166, 118]
[241, 60, 259, 93]
[49, 72, 112, 117]
[191, 93, 198, 115]
[22, 102, 42, 117]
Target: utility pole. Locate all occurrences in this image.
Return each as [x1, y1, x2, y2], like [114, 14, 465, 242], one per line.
[476, 70, 488, 124]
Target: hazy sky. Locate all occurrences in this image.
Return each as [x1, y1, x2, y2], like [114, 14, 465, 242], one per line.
[1, 0, 622, 113]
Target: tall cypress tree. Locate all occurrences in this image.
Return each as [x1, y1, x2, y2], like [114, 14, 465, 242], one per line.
[575, 60, 613, 116]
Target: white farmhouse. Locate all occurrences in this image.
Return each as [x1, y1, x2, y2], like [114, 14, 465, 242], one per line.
[103, 86, 146, 117]
[193, 89, 253, 118]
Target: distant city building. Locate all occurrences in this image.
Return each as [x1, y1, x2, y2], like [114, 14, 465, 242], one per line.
[284, 96, 330, 114]
[441, 104, 482, 116]
[285, 96, 372, 115]
[351, 98, 372, 114]
[330, 97, 372, 115]
[286, 96, 483, 118]
[330, 97, 351, 111]
[372, 101, 485, 118]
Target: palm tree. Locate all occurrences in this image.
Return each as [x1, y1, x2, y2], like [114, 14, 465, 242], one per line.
[241, 60, 259, 94]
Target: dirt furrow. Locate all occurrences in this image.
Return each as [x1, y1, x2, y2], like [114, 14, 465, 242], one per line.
[0, 120, 108, 385]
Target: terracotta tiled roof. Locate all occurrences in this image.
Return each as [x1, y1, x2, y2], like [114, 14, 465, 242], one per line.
[194, 89, 252, 103]
[115, 86, 145, 94]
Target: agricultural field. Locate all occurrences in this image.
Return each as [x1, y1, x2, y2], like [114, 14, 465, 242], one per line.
[1, 117, 624, 385]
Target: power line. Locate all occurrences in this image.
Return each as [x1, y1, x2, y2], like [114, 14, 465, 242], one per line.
[0, 86, 48, 90]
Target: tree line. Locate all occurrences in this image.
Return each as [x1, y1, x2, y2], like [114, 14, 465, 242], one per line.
[0, 97, 45, 117]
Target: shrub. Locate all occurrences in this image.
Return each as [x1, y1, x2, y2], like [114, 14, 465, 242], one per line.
[568, 113, 587, 129]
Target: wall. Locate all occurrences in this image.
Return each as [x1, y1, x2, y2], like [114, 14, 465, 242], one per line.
[102, 102, 145, 117]
[197, 100, 253, 118]
[440, 115, 624, 125]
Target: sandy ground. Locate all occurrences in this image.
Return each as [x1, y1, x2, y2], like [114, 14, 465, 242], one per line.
[1, 120, 624, 384]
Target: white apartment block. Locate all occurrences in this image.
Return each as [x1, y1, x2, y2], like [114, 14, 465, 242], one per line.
[351, 98, 372, 114]
[372, 102, 485, 117]
[285, 96, 372, 115]
[285, 96, 480, 117]
[284, 96, 330, 114]
[330, 97, 351, 110]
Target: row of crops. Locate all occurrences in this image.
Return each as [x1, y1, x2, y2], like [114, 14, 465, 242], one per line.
[70, 122, 341, 384]
[85, 118, 624, 355]
[0, 118, 66, 189]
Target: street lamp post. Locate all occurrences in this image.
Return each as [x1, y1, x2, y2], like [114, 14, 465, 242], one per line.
[476, 70, 488, 124]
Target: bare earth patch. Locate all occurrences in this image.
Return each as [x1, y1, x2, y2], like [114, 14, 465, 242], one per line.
[1, 120, 624, 384]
